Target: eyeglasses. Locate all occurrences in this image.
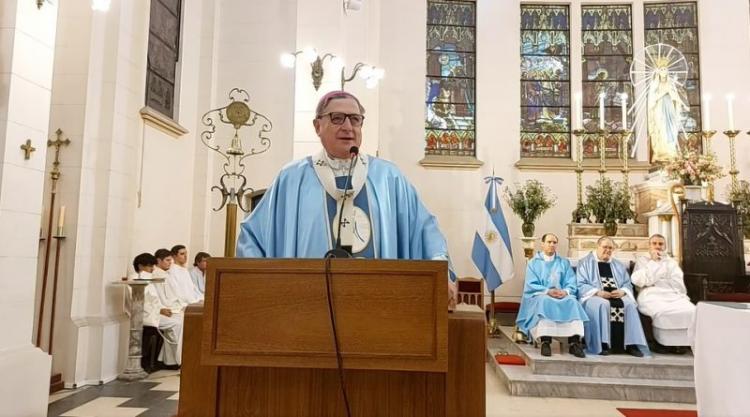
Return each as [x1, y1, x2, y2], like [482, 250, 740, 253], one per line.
[317, 112, 365, 127]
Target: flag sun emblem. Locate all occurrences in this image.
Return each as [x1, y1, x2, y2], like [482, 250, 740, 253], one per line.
[485, 231, 498, 243]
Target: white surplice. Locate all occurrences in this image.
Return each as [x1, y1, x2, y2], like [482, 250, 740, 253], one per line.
[632, 256, 696, 346]
[149, 267, 186, 365]
[167, 264, 203, 304]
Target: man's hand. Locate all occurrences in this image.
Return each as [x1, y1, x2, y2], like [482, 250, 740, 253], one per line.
[650, 248, 663, 261]
[547, 289, 568, 299]
[597, 290, 612, 299]
[610, 289, 626, 298]
[160, 308, 172, 317]
[448, 281, 458, 310]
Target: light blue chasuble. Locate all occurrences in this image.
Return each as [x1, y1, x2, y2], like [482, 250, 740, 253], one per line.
[236, 153, 453, 278]
[515, 252, 588, 337]
[576, 252, 650, 355]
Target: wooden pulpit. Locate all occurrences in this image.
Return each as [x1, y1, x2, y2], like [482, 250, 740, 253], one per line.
[178, 258, 485, 417]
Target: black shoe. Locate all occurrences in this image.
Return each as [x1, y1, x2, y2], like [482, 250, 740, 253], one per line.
[540, 341, 552, 357]
[626, 345, 644, 358]
[569, 342, 586, 358]
[599, 343, 610, 356]
[670, 346, 689, 355]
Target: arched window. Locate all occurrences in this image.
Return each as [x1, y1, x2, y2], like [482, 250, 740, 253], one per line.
[425, 0, 477, 158]
[581, 4, 633, 159]
[520, 5, 571, 158]
[145, 0, 183, 119]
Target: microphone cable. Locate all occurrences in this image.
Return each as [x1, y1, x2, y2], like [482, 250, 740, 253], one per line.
[324, 254, 352, 417]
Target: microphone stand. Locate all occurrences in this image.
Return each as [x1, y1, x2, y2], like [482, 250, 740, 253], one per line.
[326, 148, 359, 259]
[323, 146, 359, 417]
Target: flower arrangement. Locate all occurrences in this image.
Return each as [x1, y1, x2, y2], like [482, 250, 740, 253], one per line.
[663, 151, 724, 186]
[505, 180, 557, 237]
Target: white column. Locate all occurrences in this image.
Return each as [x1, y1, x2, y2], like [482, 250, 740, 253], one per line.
[0, 0, 57, 415]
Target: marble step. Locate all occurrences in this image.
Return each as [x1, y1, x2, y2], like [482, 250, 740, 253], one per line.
[491, 327, 695, 381]
[488, 357, 696, 404]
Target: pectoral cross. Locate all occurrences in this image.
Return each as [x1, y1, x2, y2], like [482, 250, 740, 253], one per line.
[340, 218, 351, 229]
[20, 139, 36, 160]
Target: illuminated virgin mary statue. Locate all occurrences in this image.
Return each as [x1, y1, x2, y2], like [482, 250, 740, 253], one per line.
[630, 44, 690, 163]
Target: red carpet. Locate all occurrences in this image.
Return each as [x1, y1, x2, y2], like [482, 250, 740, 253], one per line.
[617, 408, 697, 417]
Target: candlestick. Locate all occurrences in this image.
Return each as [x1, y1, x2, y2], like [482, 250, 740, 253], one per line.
[703, 95, 711, 131]
[599, 92, 606, 130]
[572, 129, 586, 223]
[724, 129, 741, 195]
[57, 205, 65, 229]
[575, 92, 583, 130]
[726, 94, 735, 131]
[598, 130, 607, 180]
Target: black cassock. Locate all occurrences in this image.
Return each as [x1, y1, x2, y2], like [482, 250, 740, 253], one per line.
[598, 262, 625, 352]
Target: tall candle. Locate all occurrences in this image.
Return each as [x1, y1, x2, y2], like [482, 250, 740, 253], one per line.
[726, 94, 735, 131]
[703, 95, 711, 131]
[599, 92, 606, 130]
[58, 206, 66, 229]
[620, 93, 628, 131]
[575, 92, 583, 130]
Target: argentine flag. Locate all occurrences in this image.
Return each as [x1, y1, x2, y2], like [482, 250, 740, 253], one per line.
[471, 175, 514, 291]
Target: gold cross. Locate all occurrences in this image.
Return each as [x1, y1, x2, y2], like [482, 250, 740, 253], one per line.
[47, 129, 70, 179]
[20, 139, 36, 160]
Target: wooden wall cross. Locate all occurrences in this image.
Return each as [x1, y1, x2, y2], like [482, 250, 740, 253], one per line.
[20, 139, 36, 160]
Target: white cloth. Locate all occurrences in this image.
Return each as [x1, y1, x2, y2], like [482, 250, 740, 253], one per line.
[142, 269, 185, 365]
[632, 256, 695, 345]
[189, 267, 205, 295]
[691, 302, 750, 417]
[530, 319, 584, 340]
[167, 264, 203, 303]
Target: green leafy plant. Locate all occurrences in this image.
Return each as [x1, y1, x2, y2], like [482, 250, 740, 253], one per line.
[728, 180, 750, 239]
[584, 177, 633, 223]
[504, 180, 557, 225]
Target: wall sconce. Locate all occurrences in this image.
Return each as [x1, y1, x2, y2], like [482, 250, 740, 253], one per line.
[280, 48, 385, 91]
[344, 0, 363, 13]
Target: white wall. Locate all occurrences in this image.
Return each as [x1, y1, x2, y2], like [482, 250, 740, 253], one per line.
[0, 0, 56, 414]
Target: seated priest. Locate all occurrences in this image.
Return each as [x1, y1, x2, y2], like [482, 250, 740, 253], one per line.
[631, 234, 695, 353]
[576, 237, 649, 357]
[515, 233, 588, 358]
[236, 90, 457, 304]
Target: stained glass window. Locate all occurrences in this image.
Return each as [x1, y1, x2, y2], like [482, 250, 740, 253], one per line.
[146, 0, 182, 119]
[581, 5, 633, 158]
[425, 0, 476, 157]
[520, 5, 571, 158]
[644, 2, 702, 153]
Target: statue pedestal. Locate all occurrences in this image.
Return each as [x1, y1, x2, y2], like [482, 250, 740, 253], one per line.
[631, 173, 679, 225]
[567, 223, 649, 262]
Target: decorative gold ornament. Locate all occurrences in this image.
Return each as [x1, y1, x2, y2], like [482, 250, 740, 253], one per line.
[21, 139, 36, 160]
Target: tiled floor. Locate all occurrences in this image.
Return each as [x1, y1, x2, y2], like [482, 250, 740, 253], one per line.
[47, 371, 179, 417]
[47, 367, 696, 416]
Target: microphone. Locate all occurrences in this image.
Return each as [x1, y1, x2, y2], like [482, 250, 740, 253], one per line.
[326, 146, 359, 259]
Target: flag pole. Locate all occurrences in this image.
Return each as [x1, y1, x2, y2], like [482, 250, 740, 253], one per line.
[488, 290, 498, 336]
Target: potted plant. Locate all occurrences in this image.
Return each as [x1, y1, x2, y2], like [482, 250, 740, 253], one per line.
[613, 182, 635, 224]
[584, 177, 630, 236]
[504, 180, 557, 237]
[728, 180, 750, 239]
[664, 151, 725, 201]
